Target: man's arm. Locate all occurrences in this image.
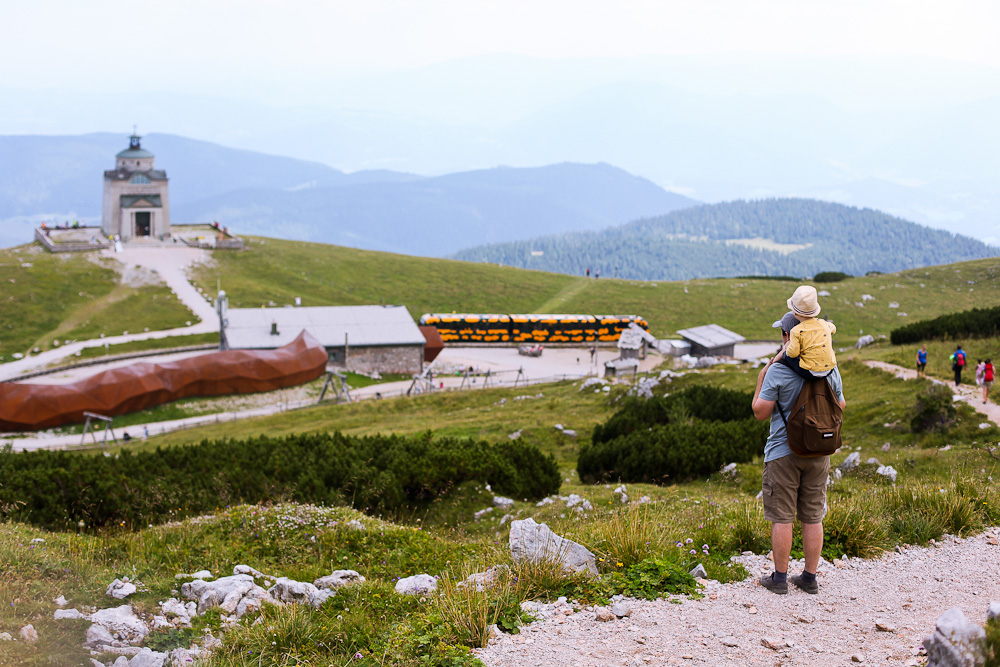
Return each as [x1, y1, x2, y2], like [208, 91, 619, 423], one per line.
[752, 349, 782, 421]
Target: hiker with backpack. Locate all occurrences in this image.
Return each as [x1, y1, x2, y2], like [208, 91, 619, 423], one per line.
[983, 358, 994, 404]
[950, 345, 967, 386]
[916, 345, 928, 378]
[752, 311, 846, 596]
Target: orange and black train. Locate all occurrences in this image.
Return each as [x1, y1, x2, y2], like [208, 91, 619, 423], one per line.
[418, 313, 648, 344]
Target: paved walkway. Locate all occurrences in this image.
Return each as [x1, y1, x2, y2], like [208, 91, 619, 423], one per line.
[0, 247, 218, 381]
[863, 360, 1000, 426]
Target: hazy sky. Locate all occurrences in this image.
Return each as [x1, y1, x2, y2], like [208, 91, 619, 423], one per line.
[2, 0, 997, 92]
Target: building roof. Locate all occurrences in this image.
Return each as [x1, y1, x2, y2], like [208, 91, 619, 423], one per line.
[617, 321, 658, 349]
[116, 147, 154, 159]
[121, 194, 162, 208]
[224, 305, 427, 350]
[675, 324, 745, 350]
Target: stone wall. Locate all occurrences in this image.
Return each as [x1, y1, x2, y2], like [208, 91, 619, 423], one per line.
[327, 345, 423, 375]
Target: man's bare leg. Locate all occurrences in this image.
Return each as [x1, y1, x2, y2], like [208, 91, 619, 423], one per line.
[771, 522, 793, 574]
[801, 522, 823, 573]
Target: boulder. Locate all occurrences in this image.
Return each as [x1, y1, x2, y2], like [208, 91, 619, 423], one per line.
[54, 608, 87, 620]
[492, 496, 515, 510]
[855, 335, 875, 349]
[395, 574, 437, 595]
[839, 452, 861, 471]
[106, 578, 137, 600]
[508, 517, 598, 576]
[689, 563, 708, 579]
[180, 574, 270, 617]
[85, 623, 115, 648]
[314, 570, 366, 591]
[128, 648, 167, 667]
[90, 605, 149, 645]
[19, 625, 37, 643]
[462, 565, 510, 592]
[876, 465, 898, 483]
[922, 607, 986, 667]
[268, 577, 332, 608]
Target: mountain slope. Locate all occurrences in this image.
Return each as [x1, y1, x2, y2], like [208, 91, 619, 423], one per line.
[171, 162, 698, 256]
[451, 199, 997, 280]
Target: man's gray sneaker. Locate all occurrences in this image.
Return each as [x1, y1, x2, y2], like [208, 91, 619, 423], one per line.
[790, 574, 819, 594]
[759, 573, 788, 595]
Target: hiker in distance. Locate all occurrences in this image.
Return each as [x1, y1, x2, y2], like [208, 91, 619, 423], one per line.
[916, 345, 928, 378]
[951, 345, 967, 386]
[752, 311, 846, 595]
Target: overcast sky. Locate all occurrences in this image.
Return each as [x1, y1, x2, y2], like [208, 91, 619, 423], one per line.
[2, 0, 998, 93]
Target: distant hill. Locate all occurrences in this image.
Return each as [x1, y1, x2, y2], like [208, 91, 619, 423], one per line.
[0, 133, 696, 255]
[451, 199, 997, 280]
[173, 162, 697, 255]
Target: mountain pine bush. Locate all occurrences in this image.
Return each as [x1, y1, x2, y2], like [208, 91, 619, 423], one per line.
[890, 305, 1000, 344]
[0, 432, 560, 530]
[580, 386, 765, 483]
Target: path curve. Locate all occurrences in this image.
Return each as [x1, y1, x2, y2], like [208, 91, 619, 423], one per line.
[863, 360, 1000, 427]
[0, 247, 218, 381]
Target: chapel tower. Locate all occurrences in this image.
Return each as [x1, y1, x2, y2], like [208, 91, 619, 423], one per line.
[101, 132, 171, 241]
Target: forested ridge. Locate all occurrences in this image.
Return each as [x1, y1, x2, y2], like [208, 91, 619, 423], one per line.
[452, 199, 996, 280]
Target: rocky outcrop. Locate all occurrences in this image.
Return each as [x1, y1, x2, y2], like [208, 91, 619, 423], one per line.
[509, 518, 598, 576]
[922, 607, 987, 667]
[180, 574, 270, 617]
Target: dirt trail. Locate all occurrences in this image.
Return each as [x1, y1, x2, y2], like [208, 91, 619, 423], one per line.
[476, 531, 1000, 667]
[864, 360, 1000, 427]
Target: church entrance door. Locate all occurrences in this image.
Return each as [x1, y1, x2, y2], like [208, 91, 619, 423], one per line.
[135, 212, 151, 236]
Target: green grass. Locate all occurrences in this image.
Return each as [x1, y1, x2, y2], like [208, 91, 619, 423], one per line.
[0, 244, 198, 359]
[189, 237, 1000, 340]
[69, 332, 219, 362]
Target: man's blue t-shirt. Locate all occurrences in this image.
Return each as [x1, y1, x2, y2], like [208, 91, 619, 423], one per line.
[918, 349, 927, 364]
[759, 364, 845, 462]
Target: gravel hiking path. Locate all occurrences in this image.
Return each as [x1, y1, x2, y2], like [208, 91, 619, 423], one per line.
[476, 530, 1000, 667]
[864, 360, 1000, 427]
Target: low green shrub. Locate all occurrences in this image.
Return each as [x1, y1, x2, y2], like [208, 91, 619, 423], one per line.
[823, 495, 890, 558]
[0, 432, 560, 530]
[910, 385, 957, 433]
[578, 418, 767, 484]
[591, 386, 756, 446]
[890, 305, 1000, 344]
[813, 271, 852, 282]
[986, 616, 1000, 667]
[602, 556, 699, 600]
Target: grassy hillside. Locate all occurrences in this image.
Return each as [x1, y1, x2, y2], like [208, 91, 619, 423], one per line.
[0, 245, 196, 359]
[192, 236, 998, 341]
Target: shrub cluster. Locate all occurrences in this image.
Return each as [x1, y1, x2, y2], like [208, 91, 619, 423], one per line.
[0, 432, 560, 530]
[890, 305, 1000, 344]
[579, 386, 766, 483]
[813, 271, 851, 282]
[910, 384, 957, 433]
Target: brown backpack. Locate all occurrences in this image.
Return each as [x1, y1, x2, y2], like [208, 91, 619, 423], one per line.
[775, 376, 843, 457]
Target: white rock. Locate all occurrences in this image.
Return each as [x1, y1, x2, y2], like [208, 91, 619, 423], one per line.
[839, 452, 861, 471]
[922, 607, 986, 667]
[462, 565, 510, 592]
[988, 602, 1000, 621]
[347, 519, 366, 531]
[181, 574, 270, 617]
[268, 577, 331, 608]
[107, 578, 138, 599]
[611, 601, 632, 618]
[54, 608, 87, 620]
[876, 465, 898, 483]
[595, 607, 616, 622]
[565, 494, 592, 511]
[509, 517, 598, 576]
[160, 598, 195, 625]
[866, 457, 882, 466]
[493, 496, 515, 510]
[128, 647, 167, 667]
[855, 335, 875, 349]
[19, 625, 37, 643]
[90, 605, 149, 644]
[394, 574, 438, 595]
[85, 623, 115, 647]
[232, 565, 265, 578]
[720, 463, 738, 477]
[562, 429, 578, 438]
[474, 507, 494, 520]
[54, 595, 68, 606]
[112, 658, 130, 667]
[314, 570, 366, 591]
[689, 563, 708, 579]
[167, 647, 202, 666]
[0, 632, 12, 641]
[554, 423, 564, 431]
[817, 290, 831, 296]
[151, 615, 170, 630]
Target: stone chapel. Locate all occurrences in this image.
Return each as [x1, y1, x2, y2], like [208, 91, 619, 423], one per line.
[101, 133, 171, 241]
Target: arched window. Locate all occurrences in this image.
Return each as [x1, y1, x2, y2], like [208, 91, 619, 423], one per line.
[130, 174, 151, 184]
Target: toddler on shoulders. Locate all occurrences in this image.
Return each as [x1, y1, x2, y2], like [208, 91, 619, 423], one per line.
[783, 285, 837, 379]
